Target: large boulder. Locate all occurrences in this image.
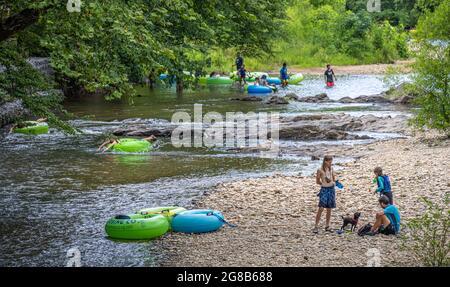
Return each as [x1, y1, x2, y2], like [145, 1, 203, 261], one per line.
[0, 99, 31, 128]
[278, 124, 360, 140]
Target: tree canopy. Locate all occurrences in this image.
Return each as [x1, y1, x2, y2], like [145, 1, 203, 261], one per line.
[0, 0, 287, 130]
[411, 0, 450, 131]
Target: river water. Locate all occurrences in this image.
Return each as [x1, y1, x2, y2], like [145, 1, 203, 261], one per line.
[0, 75, 408, 266]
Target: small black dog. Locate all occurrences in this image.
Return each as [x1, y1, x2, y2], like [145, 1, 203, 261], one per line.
[341, 212, 361, 232]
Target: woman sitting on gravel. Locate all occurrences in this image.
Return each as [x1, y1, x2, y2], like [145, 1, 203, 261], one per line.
[313, 155, 338, 234]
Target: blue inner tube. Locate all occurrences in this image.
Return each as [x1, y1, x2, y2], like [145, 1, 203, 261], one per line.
[267, 78, 281, 85]
[248, 85, 273, 94]
[171, 209, 225, 233]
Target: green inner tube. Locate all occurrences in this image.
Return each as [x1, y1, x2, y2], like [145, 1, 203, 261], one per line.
[14, 121, 49, 135]
[137, 206, 186, 225]
[289, 73, 304, 85]
[199, 76, 234, 85]
[110, 138, 152, 153]
[105, 213, 169, 240]
[230, 71, 267, 83]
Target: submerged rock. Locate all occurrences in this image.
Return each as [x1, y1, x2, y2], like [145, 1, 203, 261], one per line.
[113, 127, 172, 137]
[285, 93, 300, 101]
[297, 93, 331, 103]
[338, 95, 392, 104]
[277, 113, 408, 141]
[265, 96, 289, 105]
[278, 124, 368, 140]
[231, 96, 263, 102]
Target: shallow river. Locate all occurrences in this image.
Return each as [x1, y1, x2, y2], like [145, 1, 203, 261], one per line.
[0, 75, 408, 266]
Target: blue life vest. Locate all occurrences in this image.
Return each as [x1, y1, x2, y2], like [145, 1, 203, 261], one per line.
[382, 175, 392, 193]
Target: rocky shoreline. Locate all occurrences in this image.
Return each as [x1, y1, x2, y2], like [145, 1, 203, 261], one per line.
[156, 132, 449, 267]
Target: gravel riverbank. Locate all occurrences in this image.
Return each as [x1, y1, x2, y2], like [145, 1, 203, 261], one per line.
[158, 132, 449, 267]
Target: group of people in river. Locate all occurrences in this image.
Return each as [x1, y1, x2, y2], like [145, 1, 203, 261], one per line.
[235, 54, 337, 88]
[314, 155, 400, 236]
[146, 53, 338, 90]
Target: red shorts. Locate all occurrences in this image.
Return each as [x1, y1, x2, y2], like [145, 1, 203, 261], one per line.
[326, 81, 334, 87]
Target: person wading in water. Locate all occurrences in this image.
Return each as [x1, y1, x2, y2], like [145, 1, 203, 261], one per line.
[235, 53, 244, 71]
[324, 64, 337, 88]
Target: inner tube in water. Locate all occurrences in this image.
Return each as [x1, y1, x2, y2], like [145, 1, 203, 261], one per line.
[247, 85, 274, 94]
[267, 77, 282, 85]
[14, 121, 49, 135]
[171, 209, 225, 233]
[230, 71, 268, 83]
[198, 76, 234, 85]
[110, 138, 152, 153]
[137, 206, 186, 225]
[105, 213, 169, 240]
[288, 73, 304, 85]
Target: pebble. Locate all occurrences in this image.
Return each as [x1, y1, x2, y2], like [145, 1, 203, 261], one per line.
[157, 133, 449, 267]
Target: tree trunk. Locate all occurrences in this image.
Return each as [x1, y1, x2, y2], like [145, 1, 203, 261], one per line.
[176, 78, 184, 95]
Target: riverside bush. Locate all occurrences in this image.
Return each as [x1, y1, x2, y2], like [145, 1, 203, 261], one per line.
[402, 196, 450, 267]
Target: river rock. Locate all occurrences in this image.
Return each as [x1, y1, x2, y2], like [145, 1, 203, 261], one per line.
[113, 127, 172, 137]
[285, 93, 300, 101]
[231, 96, 263, 102]
[297, 93, 331, 103]
[393, 95, 415, 105]
[265, 96, 289, 105]
[338, 97, 355, 104]
[278, 124, 356, 140]
[0, 99, 31, 128]
[338, 95, 392, 104]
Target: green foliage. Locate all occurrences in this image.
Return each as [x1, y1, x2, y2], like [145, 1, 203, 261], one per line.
[209, 0, 410, 70]
[411, 0, 450, 131]
[345, 0, 443, 28]
[0, 40, 76, 133]
[0, 0, 287, 129]
[402, 196, 450, 267]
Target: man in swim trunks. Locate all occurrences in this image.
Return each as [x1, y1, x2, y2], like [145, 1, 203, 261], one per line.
[324, 64, 336, 87]
[238, 65, 247, 85]
[280, 63, 289, 88]
[367, 195, 401, 236]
